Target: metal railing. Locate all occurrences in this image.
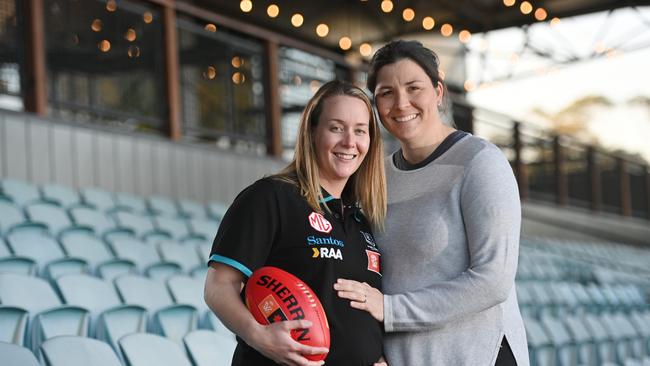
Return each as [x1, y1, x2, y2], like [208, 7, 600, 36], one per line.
[472, 108, 650, 220]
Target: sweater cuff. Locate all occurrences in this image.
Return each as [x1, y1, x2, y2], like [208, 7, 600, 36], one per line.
[383, 294, 395, 332]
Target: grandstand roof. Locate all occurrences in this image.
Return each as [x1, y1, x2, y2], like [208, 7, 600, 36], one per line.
[190, 0, 649, 51]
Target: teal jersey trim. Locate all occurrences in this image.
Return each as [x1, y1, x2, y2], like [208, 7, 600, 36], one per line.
[208, 254, 253, 277]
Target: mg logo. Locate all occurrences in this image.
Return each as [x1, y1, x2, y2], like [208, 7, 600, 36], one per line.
[308, 212, 332, 233]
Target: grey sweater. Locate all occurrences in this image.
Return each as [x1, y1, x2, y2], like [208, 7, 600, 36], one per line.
[377, 135, 529, 366]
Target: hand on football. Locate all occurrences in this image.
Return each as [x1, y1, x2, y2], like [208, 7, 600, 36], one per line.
[334, 279, 384, 322]
[245, 320, 328, 366]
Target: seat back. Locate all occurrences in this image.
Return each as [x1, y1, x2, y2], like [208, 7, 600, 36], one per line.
[40, 335, 122, 366]
[119, 333, 192, 366]
[184, 330, 237, 366]
[0, 342, 39, 366]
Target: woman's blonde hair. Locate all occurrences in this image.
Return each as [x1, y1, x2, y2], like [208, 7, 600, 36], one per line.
[274, 80, 386, 229]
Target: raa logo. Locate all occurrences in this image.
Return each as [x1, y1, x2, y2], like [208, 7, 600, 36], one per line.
[311, 247, 343, 260]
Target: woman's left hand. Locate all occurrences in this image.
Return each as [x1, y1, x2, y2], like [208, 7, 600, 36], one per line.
[334, 278, 384, 322]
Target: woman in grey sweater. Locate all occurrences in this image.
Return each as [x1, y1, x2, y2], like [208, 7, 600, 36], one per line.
[335, 40, 529, 366]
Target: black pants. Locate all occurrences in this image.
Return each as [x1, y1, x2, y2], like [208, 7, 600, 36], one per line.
[494, 337, 517, 366]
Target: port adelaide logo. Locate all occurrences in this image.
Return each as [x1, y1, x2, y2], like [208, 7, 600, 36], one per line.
[308, 212, 332, 233]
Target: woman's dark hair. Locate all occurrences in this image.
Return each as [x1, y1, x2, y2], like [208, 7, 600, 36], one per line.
[367, 40, 444, 94]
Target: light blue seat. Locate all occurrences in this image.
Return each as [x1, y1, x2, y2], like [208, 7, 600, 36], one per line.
[56, 274, 147, 354]
[0, 341, 39, 366]
[112, 211, 161, 239]
[629, 311, 650, 357]
[108, 237, 181, 280]
[119, 333, 192, 366]
[59, 231, 114, 270]
[25, 202, 81, 236]
[183, 330, 237, 366]
[153, 217, 190, 241]
[115, 275, 198, 344]
[516, 282, 537, 319]
[0, 179, 41, 207]
[0, 273, 90, 352]
[584, 313, 616, 364]
[69, 207, 124, 238]
[96, 260, 138, 282]
[40, 184, 81, 208]
[0, 306, 29, 345]
[40, 336, 122, 366]
[178, 200, 207, 219]
[148, 196, 179, 217]
[80, 188, 115, 212]
[159, 242, 202, 273]
[114, 193, 147, 214]
[167, 274, 232, 337]
[187, 219, 218, 242]
[524, 316, 555, 366]
[565, 314, 598, 365]
[6, 230, 88, 279]
[0, 255, 37, 276]
[585, 283, 610, 312]
[602, 313, 644, 363]
[0, 199, 26, 234]
[551, 282, 581, 316]
[207, 202, 228, 221]
[540, 314, 578, 366]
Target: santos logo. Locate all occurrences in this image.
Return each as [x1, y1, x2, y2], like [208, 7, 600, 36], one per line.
[306, 235, 344, 247]
[311, 247, 343, 260]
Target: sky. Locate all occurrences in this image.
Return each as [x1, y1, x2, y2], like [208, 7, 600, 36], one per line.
[463, 6, 650, 162]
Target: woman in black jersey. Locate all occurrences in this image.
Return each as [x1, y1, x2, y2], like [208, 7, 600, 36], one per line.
[204, 80, 387, 366]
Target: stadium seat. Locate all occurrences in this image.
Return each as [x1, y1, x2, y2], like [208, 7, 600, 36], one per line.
[0, 256, 37, 276]
[0, 341, 40, 366]
[159, 242, 202, 273]
[68, 207, 123, 238]
[59, 231, 115, 269]
[178, 199, 207, 219]
[80, 188, 116, 212]
[108, 237, 181, 280]
[187, 218, 218, 241]
[0, 179, 41, 207]
[167, 274, 232, 337]
[112, 211, 165, 239]
[115, 275, 198, 343]
[629, 311, 650, 357]
[119, 333, 192, 366]
[148, 196, 179, 217]
[114, 193, 147, 214]
[44, 257, 89, 281]
[0, 199, 26, 234]
[153, 216, 190, 241]
[183, 330, 237, 366]
[6, 230, 88, 278]
[584, 313, 617, 364]
[0, 306, 29, 345]
[207, 202, 228, 221]
[565, 314, 598, 366]
[39, 336, 122, 366]
[0, 273, 90, 352]
[96, 259, 138, 282]
[56, 274, 148, 352]
[40, 184, 81, 208]
[523, 316, 555, 366]
[540, 314, 578, 366]
[24, 202, 84, 236]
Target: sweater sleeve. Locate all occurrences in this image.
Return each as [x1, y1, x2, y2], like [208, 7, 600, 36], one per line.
[383, 145, 521, 332]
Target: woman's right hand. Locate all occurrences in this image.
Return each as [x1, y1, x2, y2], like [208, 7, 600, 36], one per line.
[243, 319, 329, 366]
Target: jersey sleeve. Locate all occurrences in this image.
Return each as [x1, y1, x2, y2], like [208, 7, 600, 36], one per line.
[207, 179, 280, 278]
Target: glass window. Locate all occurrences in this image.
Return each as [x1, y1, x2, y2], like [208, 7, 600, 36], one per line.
[44, 0, 165, 133]
[177, 16, 266, 155]
[279, 47, 338, 160]
[0, 0, 24, 111]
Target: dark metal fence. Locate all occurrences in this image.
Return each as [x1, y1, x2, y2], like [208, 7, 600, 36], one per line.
[471, 108, 649, 220]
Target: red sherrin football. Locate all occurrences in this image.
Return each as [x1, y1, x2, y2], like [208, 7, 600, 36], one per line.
[245, 266, 330, 361]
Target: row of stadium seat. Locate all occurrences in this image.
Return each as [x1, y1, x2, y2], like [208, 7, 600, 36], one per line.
[0, 272, 233, 353]
[525, 311, 650, 366]
[0, 199, 221, 241]
[0, 179, 228, 220]
[0, 230, 211, 281]
[2, 332, 236, 366]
